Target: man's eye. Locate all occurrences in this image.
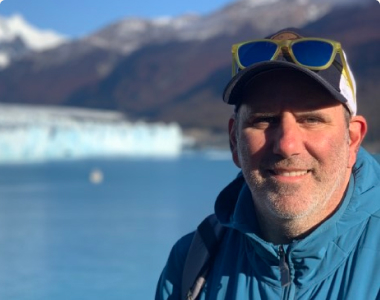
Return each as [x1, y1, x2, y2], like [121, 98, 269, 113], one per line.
[255, 117, 278, 124]
[247, 117, 279, 128]
[303, 117, 322, 124]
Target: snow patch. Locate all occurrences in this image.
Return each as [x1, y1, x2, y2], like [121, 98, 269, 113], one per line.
[0, 52, 10, 67]
[306, 5, 330, 21]
[0, 14, 67, 51]
[118, 19, 148, 34]
[152, 16, 174, 27]
[241, 0, 281, 8]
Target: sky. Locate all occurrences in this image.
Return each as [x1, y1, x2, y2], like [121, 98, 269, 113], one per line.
[0, 0, 235, 37]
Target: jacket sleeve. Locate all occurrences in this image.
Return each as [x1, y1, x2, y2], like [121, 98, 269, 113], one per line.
[155, 232, 195, 300]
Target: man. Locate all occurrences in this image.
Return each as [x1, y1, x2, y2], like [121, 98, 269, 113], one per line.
[156, 29, 380, 299]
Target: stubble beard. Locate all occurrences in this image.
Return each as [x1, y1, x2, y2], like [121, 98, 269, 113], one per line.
[238, 134, 350, 221]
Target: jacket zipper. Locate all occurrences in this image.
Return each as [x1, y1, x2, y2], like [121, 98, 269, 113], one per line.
[279, 245, 295, 300]
[279, 245, 291, 287]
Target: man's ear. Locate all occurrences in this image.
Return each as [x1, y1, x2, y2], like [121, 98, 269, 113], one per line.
[348, 115, 367, 168]
[228, 115, 241, 168]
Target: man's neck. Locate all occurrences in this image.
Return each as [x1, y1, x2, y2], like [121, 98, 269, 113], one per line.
[255, 212, 328, 244]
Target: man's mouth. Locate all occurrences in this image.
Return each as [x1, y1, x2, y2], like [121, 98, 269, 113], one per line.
[269, 169, 310, 177]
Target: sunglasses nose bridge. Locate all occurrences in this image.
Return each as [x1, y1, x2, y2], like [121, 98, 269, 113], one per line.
[275, 45, 291, 61]
[279, 40, 293, 51]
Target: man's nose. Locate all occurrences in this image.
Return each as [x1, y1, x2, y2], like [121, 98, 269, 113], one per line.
[272, 117, 302, 158]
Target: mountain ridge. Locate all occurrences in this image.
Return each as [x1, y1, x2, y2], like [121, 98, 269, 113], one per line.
[0, 0, 378, 148]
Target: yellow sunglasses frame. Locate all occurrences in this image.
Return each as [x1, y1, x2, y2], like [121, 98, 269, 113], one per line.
[231, 38, 355, 98]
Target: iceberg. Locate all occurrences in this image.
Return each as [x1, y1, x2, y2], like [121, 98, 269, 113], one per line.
[0, 104, 184, 163]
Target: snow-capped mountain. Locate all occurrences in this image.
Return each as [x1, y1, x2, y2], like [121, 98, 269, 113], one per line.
[0, 14, 67, 67]
[0, 0, 367, 67]
[0, 0, 372, 67]
[85, 0, 331, 55]
[0, 0, 377, 148]
[85, 14, 202, 54]
[86, 0, 373, 55]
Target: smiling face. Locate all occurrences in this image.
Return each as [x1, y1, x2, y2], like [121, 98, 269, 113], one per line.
[229, 69, 365, 225]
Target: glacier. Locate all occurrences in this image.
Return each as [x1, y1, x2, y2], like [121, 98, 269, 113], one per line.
[0, 105, 184, 163]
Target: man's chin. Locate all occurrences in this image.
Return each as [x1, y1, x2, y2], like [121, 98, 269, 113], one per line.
[265, 201, 316, 220]
[256, 191, 317, 220]
[258, 181, 304, 196]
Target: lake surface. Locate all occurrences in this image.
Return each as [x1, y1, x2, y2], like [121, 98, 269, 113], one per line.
[0, 152, 238, 299]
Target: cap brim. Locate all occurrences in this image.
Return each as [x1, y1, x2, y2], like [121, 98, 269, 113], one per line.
[223, 61, 349, 110]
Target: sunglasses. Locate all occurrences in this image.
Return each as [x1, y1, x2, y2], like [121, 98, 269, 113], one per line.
[231, 38, 354, 95]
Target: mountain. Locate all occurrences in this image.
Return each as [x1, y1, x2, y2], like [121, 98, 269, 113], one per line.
[0, 0, 336, 108]
[0, 14, 67, 67]
[85, 0, 330, 53]
[0, 0, 378, 148]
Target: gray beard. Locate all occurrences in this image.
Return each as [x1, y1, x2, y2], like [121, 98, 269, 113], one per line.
[240, 148, 350, 221]
[247, 171, 346, 220]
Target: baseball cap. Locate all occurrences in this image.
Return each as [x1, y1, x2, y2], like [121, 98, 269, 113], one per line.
[223, 29, 357, 115]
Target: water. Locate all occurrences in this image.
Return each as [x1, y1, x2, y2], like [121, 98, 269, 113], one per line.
[0, 152, 238, 300]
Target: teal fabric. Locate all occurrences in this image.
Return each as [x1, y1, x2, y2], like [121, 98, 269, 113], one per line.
[156, 148, 380, 299]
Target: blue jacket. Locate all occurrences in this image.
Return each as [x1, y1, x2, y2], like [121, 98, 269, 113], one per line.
[156, 148, 380, 299]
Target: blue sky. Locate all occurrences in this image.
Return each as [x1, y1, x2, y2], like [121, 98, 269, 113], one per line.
[0, 0, 235, 37]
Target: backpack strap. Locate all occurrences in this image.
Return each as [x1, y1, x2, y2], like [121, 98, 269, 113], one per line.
[181, 214, 226, 300]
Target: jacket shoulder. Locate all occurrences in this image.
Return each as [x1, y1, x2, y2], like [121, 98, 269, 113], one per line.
[163, 231, 195, 281]
[155, 232, 195, 300]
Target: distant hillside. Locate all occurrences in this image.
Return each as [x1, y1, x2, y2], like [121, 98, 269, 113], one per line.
[0, 0, 378, 148]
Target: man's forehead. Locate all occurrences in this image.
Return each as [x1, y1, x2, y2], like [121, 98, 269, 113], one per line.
[270, 31, 302, 41]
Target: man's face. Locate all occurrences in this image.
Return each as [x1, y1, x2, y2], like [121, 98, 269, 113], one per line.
[229, 69, 360, 222]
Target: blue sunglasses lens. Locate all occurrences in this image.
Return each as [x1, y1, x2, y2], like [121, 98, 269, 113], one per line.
[292, 41, 334, 67]
[238, 41, 277, 68]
